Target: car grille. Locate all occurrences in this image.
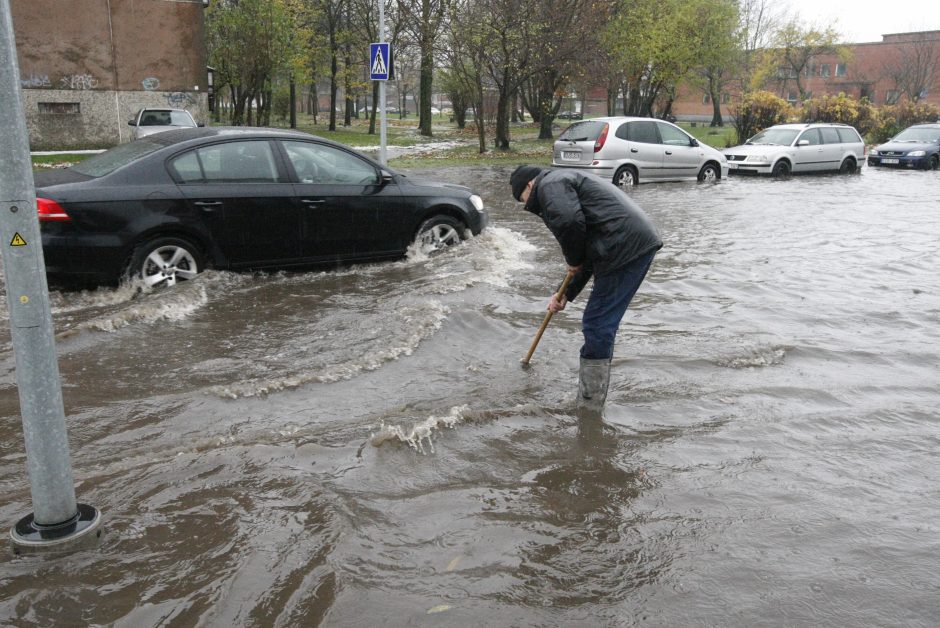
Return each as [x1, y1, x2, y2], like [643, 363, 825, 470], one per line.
[726, 155, 747, 162]
[880, 151, 903, 156]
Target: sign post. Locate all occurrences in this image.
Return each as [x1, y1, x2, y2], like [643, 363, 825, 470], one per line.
[370, 24, 392, 165]
[0, 0, 101, 554]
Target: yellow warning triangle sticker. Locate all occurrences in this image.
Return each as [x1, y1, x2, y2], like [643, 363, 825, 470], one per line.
[10, 233, 26, 246]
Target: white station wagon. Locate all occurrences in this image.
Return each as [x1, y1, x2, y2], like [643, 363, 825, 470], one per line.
[723, 123, 865, 177]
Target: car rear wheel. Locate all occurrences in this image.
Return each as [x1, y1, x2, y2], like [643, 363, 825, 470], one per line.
[839, 157, 856, 174]
[771, 160, 791, 178]
[415, 215, 465, 253]
[128, 237, 204, 288]
[697, 163, 720, 182]
[613, 165, 637, 189]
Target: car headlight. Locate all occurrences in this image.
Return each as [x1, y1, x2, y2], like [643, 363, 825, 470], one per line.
[745, 155, 771, 164]
[869, 150, 879, 156]
[469, 194, 484, 211]
[907, 150, 926, 157]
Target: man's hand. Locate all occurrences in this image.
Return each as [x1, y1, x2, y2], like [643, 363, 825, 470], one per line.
[548, 293, 568, 313]
[567, 264, 582, 275]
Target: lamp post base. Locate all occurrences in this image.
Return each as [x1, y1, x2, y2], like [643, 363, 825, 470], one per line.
[11, 503, 102, 555]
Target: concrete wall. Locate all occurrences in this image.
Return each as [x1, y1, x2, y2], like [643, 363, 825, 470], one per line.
[23, 89, 209, 150]
[12, 0, 207, 150]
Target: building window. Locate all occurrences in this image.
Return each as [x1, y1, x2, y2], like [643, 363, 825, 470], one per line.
[919, 88, 929, 99]
[38, 102, 80, 115]
[886, 90, 900, 104]
[786, 91, 798, 104]
[820, 64, 831, 78]
[702, 93, 711, 104]
[836, 63, 846, 77]
[721, 93, 730, 104]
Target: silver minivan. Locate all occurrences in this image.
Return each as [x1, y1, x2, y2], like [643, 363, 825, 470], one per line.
[723, 123, 865, 177]
[552, 116, 729, 188]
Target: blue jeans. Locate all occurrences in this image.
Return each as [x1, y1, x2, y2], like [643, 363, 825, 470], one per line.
[580, 250, 656, 360]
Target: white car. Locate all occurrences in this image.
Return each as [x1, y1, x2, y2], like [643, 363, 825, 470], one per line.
[552, 116, 729, 187]
[128, 108, 201, 140]
[723, 123, 865, 177]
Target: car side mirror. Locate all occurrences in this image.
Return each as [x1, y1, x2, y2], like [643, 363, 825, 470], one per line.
[197, 122, 205, 127]
[797, 139, 809, 147]
[128, 120, 137, 126]
[690, 138, 699, 147]
[380, 169, 394, 184]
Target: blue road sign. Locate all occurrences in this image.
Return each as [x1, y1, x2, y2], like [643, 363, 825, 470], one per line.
[370, 43, 392, 81]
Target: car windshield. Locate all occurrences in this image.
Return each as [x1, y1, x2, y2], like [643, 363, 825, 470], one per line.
[168, 111, 195, 126]
[558, 121, 606, 142]
[892, 127, 940, 143]
[747, 128, 800, 146]
[71, 140, 164, 177]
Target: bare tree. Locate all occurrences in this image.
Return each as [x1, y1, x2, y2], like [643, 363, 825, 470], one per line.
[883, 35, 940, 103]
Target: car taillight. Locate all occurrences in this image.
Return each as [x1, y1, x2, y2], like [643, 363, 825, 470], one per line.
[36, 198, 71, 221]
[594, 123, 609, 153]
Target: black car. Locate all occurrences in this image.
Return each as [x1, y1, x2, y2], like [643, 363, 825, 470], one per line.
[867, 123, 940, 170]
[35, 127, 487, 287]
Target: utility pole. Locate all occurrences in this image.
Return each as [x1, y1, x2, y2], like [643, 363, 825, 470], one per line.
[0, 0, 101, 554]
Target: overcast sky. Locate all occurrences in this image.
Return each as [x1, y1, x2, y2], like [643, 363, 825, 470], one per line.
[783, 0, 939, 43]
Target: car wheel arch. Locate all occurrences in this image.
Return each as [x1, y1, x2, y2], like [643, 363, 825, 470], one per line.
[613, 164, 638, 188]
[771, 159, 792, 176]
[413, 205, 470, 238]
[126, 228, 214, 269]
[698, 161, 721, 182]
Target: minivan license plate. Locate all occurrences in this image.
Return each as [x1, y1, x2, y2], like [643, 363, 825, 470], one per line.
[881, 158, 899, 164]
[562, 151, 580, 160]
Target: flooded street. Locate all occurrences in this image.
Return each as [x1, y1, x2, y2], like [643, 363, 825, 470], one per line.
[1, 164, 939, 626]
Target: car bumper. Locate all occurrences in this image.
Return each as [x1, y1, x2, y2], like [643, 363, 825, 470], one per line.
[551, 163, 616, 179]
[41, 232, 129, 283]
[725, 162, 772, 174]
[867, 156, 929, 168]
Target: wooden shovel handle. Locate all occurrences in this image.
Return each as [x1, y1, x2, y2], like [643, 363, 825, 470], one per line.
[521, 272, 574, 365]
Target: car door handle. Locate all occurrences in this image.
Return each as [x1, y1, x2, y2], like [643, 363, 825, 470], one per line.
[630, 148, 638, 153]
[665, 151, 673, 155]
[193, 201, 222, 211]
[301, 199, 326, 205]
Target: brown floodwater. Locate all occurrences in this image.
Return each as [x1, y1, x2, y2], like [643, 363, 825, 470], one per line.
[1, 164, 938, 626]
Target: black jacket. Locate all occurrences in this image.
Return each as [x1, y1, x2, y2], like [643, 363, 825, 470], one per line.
[524, 169, 662, 301]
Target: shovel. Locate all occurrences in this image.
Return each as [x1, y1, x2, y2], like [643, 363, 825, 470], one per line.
[521, 272, 574, 366]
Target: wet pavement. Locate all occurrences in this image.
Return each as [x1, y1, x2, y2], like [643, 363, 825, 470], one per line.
[0, 164, 939, 626]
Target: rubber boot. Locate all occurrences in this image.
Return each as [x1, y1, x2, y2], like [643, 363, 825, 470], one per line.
[578, 357, 611, 411]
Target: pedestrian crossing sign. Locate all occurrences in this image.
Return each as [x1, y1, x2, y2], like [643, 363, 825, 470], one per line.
[370, 43, 393, 81]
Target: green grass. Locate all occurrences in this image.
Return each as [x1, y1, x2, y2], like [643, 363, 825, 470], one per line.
[34, 115, 739, 170]
[677, 122, 738, 149]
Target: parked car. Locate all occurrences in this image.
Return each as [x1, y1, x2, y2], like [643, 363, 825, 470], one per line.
[867, 123, 940, 170]
[552, 116, 729, 187]
[557, 111, 583, 120]
[34, 127, 487, 287]
[723, 123, 865, 177]
[128, 108, 201, 139]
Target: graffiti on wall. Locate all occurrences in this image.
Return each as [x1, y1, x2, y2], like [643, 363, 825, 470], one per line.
[141, 77, 160, 91]
[59, 74, 99, 90]
[21, 74, 52, 88]
[164, 91, 196, 107]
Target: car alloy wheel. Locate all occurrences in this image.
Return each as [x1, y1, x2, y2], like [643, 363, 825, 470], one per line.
[698, 164, 719, 182]
[417, 215, 464, 253]
[614, 166, 637, 189]
[129, 237, 203, 288]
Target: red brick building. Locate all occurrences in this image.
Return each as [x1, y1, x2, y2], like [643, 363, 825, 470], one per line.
[670, 30, 940, 121]
[12, 0, 209, 150]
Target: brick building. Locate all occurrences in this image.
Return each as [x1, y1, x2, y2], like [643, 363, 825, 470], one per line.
[12, 0, 209, 150]
[670, 30, 940, 122]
